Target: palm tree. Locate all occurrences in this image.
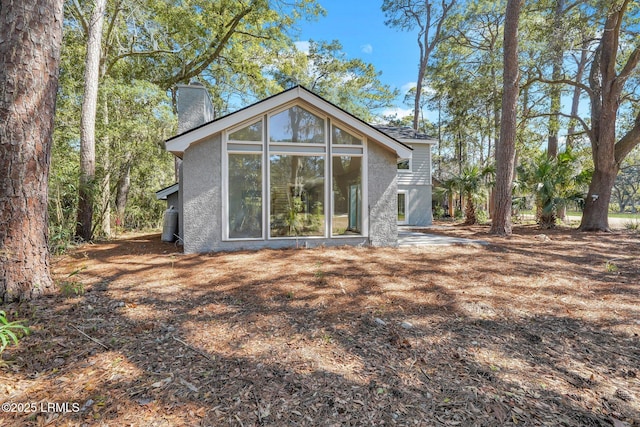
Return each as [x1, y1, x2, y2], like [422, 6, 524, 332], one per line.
[517, 150, 586, 228]
[453, 165, 494, 225]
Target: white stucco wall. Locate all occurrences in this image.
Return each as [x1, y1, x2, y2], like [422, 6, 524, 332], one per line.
[367, 142, 399, 247]
[182, 135, 221, 253]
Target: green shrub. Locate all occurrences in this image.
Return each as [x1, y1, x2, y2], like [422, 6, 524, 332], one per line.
[433, 205, 445, 219]
[0, 311, 30, 355]
[476, 209, 488, 224]
[625, 219, 640, 231]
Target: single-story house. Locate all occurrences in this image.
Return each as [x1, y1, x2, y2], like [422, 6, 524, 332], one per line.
[159, 83, 435, 253]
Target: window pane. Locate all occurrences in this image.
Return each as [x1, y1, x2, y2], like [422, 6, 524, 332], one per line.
[229, 121, 262, 141]
[228, 154, 262, 238]
[269, 106, 325, 144]
[397, 193, 406, 222]
[397, 159, 410, 170]
[332, 156, 362, 235]
[332, 125, 362, 145]
[270, 155, 325, 237]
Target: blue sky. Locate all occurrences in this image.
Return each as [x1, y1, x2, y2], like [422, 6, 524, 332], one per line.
[294, 1, 421, 118]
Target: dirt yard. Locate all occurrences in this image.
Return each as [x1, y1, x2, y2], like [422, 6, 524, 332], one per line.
[1, 224, 639, 426]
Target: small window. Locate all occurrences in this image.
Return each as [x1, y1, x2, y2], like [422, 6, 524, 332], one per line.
[397, 191, 408, 224]
[397, 159, 410, 171]
[332, 125, 362, 145]
[269, 106, 325, 144]
[229, 121, 262, 142]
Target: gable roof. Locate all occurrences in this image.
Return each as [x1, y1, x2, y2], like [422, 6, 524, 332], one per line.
[165, 85, 413, 159]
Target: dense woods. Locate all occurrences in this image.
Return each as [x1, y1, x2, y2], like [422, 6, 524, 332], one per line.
[52, 0, 640, 244]
[2, 0, 640, 300]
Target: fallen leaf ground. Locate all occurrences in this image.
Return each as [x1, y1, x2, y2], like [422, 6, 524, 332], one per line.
[1, 224, 639, 426]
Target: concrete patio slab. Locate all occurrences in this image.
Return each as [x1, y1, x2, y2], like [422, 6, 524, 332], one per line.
[398, 229, 489, 247]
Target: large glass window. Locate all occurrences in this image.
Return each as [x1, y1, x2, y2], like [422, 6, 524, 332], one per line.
[332, 125, 362, 145]
[269, 106, 325, 144]
[225, 109, 367, 241]
[229, 121, 262, 141]
[270, 155, 325, 237]
[228, 153, 263, 238]
[332, 156, 362, 235]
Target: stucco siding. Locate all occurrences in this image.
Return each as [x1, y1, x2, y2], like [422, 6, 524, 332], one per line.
[399, 184, 433, 226]
[177, 84, 215, 134]
[215, 237, 368, 252]
[397, 142, 431, 186]
[367, 142, 398, 247]
[178, 164, 184, 242]
[180, 134, 400, 253]
[182, 134, 221, 253]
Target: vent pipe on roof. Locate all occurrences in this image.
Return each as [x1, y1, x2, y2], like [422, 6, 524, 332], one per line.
[176, 82, 215, 134]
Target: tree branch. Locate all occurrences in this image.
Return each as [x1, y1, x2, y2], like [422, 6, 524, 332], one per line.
[70, 0, 89, 36]
[527, 111, 592, 136]
[160, 5, 255, 88]
[615, 111, 640, 164]
[617, 44, 640, 82]
[526, 75, 593, 97]
[106, 48, 179, 77]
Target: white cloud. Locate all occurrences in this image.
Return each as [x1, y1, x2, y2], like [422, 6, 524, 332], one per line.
[400, 82, 417, 95]
[294, 41, 310, 54]
[361, 44, 373, 54]
[379, 107, 414, 120]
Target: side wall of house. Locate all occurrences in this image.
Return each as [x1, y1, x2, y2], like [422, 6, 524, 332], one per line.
[180, 127, 399, 253]
[182, 134, 222, 253]
[368, 142, 398, 247]
[397, 143, 431, 186]
[398, 185, 433, 226]
[397, 142, 433, 226]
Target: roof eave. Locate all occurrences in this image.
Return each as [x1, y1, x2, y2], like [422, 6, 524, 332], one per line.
[399, 138, 438, 145]
[165, 86, 413, 159]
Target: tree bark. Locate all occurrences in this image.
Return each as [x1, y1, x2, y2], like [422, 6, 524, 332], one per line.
[413, 59, 428, 131]
[99, 98, 111, 237]
[566, 41, 589, 150]
[547, 0, 565, 159]
[490, 0, 522, 236]
[0, 0, 64, 301]
[75, 0, 107, 241]
[580, 0, 640, 231]
[115, 157, 132, 228]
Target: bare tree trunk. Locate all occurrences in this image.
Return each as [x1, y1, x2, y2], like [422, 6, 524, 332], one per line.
[75, 0, 106, 241]
[115, 156, 132, 228]
[413, 60, 427, 131]
[0, 0, 64, 301]
[490, 0, 523, 236]
[382, 1, 456, 131]
[547, 0, 565, 159]
[99, 98, 111, 237]
[566, 42, 589, 150]
[580, 0, 640, 231]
